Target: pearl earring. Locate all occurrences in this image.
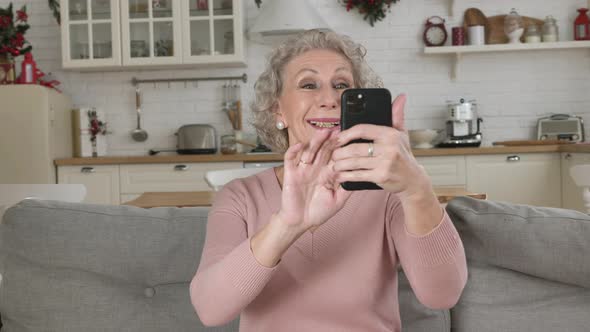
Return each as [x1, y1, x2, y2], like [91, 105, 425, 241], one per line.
[276, 121, 285, 130]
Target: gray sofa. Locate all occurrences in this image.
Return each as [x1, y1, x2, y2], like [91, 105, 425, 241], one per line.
[0, 197, 589, 331]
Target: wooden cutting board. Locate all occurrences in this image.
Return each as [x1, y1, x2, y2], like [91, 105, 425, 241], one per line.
[493, 140, 575, 146]
[486, 15, 544, 44]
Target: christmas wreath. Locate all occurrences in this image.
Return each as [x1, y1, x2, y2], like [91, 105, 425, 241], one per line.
[255, 0, 400, 27]
[344, 0, 401, 27]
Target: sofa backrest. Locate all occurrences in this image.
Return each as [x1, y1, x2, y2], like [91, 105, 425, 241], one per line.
[5, 197, 587, 332]
[0, 199, 238, 332]
[446, 197, 590, 332]
[0, 199, 449, 332]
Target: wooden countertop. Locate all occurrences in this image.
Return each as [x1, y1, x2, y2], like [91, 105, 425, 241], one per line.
[123, 188, 488, 208]
[55, 144, 590, 166]
[55, 153, 284, 166]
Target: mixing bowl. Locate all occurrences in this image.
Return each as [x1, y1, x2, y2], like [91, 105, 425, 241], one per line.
[408, 129, 444, 149]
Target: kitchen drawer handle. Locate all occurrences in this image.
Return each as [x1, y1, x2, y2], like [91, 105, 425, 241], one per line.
[81, 167, 95, 173]
[506, 155, 520, 162]
[174, 165, 189, 171]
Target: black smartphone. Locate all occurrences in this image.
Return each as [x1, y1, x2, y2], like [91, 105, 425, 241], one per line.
[340, 88, 392, 191]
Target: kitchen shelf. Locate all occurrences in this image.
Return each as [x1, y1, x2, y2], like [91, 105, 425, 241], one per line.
[425, 41, 590, 54]
[424, 41, 590, 80]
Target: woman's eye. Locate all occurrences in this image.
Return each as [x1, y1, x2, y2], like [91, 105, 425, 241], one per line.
[301, 83, 317, 89]
[334, 82, 350, 89]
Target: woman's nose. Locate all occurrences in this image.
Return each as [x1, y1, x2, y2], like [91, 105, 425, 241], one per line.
[318, 86, 339, 110]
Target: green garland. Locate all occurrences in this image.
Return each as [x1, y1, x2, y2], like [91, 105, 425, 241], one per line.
[344, 0, 401, 27]
[255, 0, 399, 27]
[48, 0, 60, 25]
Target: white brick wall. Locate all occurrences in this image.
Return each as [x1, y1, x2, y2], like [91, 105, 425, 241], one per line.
[3, 0, 590, 155]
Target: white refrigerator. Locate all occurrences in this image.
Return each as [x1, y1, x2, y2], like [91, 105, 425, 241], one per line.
[0, 85, 73, 183]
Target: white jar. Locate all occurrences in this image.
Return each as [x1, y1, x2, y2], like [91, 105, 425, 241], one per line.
[542, 15, 559, 42]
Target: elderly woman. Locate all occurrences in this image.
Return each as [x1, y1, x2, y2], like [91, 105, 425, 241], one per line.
[190, 30, 467, 331]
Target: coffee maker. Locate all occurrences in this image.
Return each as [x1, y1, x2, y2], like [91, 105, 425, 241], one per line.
[438, 98, 483, 148]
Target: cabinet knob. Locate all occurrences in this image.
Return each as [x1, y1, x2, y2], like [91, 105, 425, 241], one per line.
[506, 155, 520, 162]
[174, 165, 189, 171]
[81, 167, 95, 173]
[565, 153, 572, 160]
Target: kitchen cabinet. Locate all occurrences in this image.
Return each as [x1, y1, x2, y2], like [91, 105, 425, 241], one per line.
[416, 156, 466, 187]
[120, 0, 183, 66]
[119, 162, 242, 194]
[57, 162, 242, 204]
[61, 0, 122, 69]
[57, 165, 120, 204]
[466, 153, 561, 208]
[180, 0, 245, 65]
[61, 0, 245, 69]
[561, 152, 590, 212]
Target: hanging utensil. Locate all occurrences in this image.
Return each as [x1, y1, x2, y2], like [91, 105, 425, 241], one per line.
[131, 87, 148, 142]
[222, 82, 237, 130]
[233, 82, 242, 130]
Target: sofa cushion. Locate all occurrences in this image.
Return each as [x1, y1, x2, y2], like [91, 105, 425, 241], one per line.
[398, 270, 450, 332]
[0, 199, 238, 332]
[446, 197, 590, 332]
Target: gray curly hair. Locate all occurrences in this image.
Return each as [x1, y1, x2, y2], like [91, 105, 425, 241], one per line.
[250, 29, 383, 153]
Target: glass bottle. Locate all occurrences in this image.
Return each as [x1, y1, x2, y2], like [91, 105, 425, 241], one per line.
[542, 15, 559, 42]
[504, 8, 524, 43]
[524, 24, 541, 43]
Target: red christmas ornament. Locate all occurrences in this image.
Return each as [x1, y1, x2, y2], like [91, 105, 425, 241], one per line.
[18, 52, 37, 84]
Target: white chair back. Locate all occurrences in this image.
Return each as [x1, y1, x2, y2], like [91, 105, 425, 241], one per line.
[570, 165, 590, 214]
[0, 184, 87, 220]
[204, 168, 268, 191]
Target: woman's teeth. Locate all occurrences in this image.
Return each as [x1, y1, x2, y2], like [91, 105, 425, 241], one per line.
[309, 121, 340, 128]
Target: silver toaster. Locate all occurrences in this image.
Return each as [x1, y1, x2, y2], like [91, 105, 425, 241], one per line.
[537, 114, 585, 143]
[175, 124, 217, 154]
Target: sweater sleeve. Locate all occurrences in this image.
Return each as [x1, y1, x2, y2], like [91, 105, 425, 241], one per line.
[189, 181, 277, 326]
[387, 195, 468, 309]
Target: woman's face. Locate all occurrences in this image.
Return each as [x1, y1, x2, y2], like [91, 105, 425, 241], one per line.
[276, 48, 355, 147]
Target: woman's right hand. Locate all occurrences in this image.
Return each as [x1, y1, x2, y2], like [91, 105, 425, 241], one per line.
[276, 130, 352, 233]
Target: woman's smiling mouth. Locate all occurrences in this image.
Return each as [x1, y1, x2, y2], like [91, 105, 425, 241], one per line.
[307, 118, 340, 130]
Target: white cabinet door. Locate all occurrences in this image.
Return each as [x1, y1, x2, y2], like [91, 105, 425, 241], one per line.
[119, 162, 242, 193]
[60, 0, 121, 69]
[466, 153, 561, 207]
[181, 0, 245, 65]
[561, 152, 590, 212]
[416, 156, 466, 187]
[57, 165, 120, 205]
[121, 0, 183, 66]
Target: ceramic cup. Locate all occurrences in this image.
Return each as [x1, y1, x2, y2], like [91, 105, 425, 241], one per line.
[468, 25, 485, 46]
[452, 27, 465, 45]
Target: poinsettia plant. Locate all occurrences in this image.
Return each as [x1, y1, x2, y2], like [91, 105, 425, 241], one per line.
[344, 0, 400, 27]
[0, 3, 31, 57]
[88, 109, 108, 142]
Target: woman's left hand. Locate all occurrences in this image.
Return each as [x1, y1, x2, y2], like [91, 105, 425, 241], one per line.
[332, 94, 432, 201]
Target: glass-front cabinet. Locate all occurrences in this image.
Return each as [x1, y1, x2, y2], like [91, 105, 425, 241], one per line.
[60, 0, 121, 68]
[181, 0, 244, 64]
[60, 0, 244, 69]
[120, 0, 182, 65]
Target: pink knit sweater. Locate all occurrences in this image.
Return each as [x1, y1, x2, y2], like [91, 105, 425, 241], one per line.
[190, 168, 467, 331]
